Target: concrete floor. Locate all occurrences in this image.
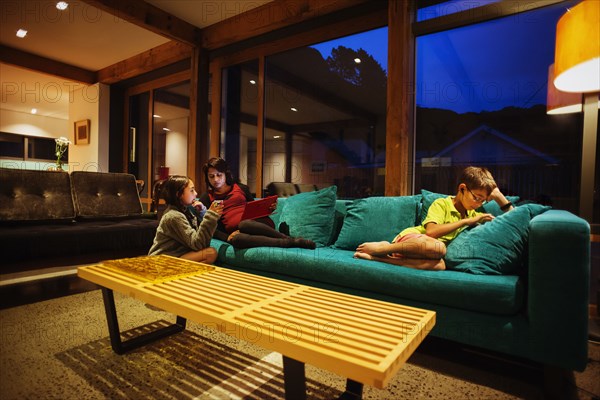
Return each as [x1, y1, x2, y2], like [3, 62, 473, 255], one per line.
[0, 286, 598, 399]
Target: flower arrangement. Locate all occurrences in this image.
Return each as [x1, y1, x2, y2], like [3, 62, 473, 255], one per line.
[54, 136, 71, 171]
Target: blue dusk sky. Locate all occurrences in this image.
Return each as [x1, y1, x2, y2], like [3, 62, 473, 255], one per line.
[311, 2, 573, 114]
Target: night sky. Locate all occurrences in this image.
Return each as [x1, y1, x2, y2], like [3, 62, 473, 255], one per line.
[311, 1, 575, 114]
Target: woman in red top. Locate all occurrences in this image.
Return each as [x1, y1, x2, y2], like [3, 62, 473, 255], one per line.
[198, 157, 315, 249]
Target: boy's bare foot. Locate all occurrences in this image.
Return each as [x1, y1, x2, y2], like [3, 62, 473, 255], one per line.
[356, 241, 390, 255]
[353, 251, 374, 260]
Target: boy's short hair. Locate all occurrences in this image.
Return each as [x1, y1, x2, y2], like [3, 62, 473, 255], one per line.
[459, 166, 497, 193]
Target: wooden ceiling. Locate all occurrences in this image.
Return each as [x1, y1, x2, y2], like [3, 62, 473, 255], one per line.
[0, 0, 371, 118]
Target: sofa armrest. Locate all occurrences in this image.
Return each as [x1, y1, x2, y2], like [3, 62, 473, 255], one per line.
[527, 209, 590, 370]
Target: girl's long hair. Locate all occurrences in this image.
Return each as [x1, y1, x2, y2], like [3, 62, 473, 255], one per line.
[161, 175, 190, 212]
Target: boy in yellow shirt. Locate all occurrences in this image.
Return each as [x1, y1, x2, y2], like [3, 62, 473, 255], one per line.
[354, 166, 514, 270]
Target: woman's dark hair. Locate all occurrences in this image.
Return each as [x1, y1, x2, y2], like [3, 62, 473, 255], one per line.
[161, 175, 190, 211]
[202, 157, 235, 190]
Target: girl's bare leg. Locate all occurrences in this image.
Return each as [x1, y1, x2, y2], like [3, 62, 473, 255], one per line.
[181, 247, 218, 264]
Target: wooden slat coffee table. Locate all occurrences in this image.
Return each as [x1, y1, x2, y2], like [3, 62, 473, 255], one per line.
[78, 255, 435, 400]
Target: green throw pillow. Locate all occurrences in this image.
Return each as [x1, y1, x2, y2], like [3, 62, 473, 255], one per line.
[445, 203, 550, 275]
[334, 195, 422, 250]
[277, 185, 337, 247]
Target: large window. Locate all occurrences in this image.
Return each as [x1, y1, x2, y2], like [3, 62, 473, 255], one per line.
[152, 81, 190, 182]
[415, 1, 583, 214]
[263, 27, 388, 198]
[0, 132, 67, 165]
[217, 27, 388, 198]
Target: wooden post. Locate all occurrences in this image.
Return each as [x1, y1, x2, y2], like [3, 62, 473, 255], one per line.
[386, 0, 415, 196]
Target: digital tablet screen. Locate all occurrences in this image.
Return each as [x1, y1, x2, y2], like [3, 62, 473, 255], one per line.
[240, 195, 278, 220]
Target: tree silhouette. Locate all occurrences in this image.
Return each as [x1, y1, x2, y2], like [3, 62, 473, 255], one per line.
[326, 46, 387, 89]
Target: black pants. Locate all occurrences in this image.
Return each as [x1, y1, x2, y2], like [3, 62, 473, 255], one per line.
[228, 219, 313, 249]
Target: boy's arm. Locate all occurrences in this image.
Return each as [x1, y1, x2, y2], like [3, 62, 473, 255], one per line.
[488, 187, 514, 212]
[423, 199, 493, 239]
[424, 216, 491, 239]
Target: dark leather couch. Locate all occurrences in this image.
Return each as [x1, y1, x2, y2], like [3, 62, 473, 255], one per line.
[0, 169, 158, 273]
[265, 182, 322, 197]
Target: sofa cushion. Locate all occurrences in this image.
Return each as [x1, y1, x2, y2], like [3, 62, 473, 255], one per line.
[478, 196, 520, 216]
[334, 195, 421, 250]
[213, 241, 524, 315]
[71, 171, 143, 219]
[445, 203, 551, 275]
[0, 168, 76, 223]
[276, 185, 337, 247]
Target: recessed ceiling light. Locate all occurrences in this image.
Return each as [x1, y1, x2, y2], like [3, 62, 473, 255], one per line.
[56, 1, 68, 10]
[354, 58, 361, 64]
[16, 29, 27, 38]
[249, 79, 256, 85]
[31, 108, 37, 114]
[290, 107, 298, 112]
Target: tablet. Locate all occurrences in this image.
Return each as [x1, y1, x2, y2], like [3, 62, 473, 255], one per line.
[241, 195, 278, 221]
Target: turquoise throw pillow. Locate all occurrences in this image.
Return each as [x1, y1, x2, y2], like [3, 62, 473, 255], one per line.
[420, 189, 447, 223]
[445, 203, 550, 275]
[477, 196, 520, 216]
[277, 185, 337, 247]
[334, 196, 422, 250]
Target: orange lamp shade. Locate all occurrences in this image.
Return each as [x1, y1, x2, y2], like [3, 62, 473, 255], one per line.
[554, 0, 600, 93]
[547, 64, 582, 114]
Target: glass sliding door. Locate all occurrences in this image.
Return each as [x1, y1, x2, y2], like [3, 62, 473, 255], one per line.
[264, 27, 388, 198]
[152, 81, 191, 181]
[128, 92, 150, 198]
[220, 60, 259, 195]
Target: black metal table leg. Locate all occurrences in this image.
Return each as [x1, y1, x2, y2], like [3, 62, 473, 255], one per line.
[282, 355, 307, 400]
[101, 287, 187, 354]
[339, 379, 364, 399]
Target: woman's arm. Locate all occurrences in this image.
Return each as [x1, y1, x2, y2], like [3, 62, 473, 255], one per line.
[237, 183, 255, 201]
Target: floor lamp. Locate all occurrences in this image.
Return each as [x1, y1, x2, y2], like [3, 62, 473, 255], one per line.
[552, 0, 599, 224]
[552, 0, 600, 341]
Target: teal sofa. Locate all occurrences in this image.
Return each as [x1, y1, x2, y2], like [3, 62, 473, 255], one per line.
[211, 186, 590, 373]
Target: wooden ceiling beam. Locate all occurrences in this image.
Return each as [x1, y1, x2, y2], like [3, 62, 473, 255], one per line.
[97, 41, 193, 84]
[202, 0, 371, 50]
[83, 0, 201, 46]
[0, 45, 96, 84]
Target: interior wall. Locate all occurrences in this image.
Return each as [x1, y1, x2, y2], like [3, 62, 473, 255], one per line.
[68, 83, 110, 172]
[0, 109, 68, 137]
[165, 117, 188, 176]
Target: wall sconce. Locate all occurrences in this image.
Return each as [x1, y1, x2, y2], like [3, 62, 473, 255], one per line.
[553, 0, 599, 93]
